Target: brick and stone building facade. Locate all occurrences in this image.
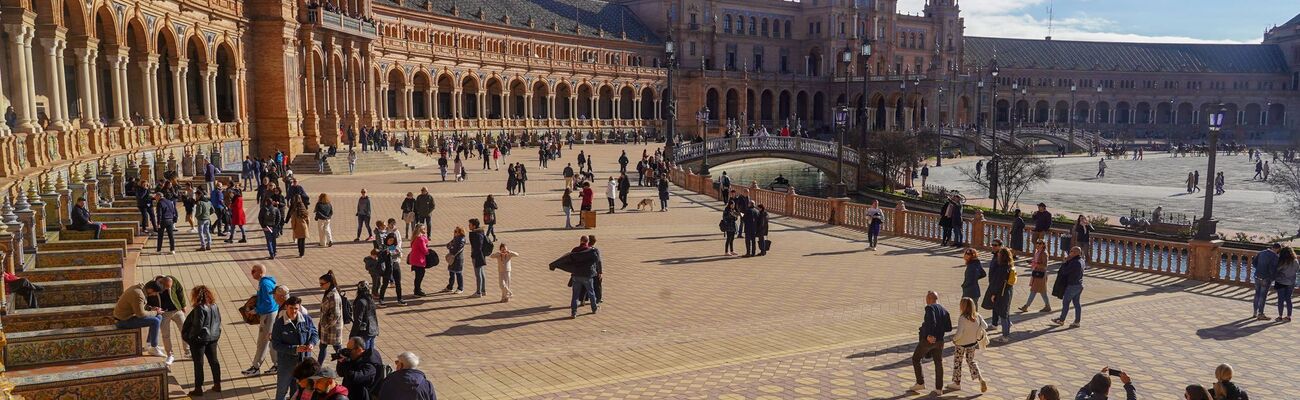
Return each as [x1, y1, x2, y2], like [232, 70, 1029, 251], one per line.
[0, 0, 1298, 183]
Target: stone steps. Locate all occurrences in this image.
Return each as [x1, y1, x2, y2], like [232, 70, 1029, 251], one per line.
[35, 247, 125, 268]
[38, 239, 129, 252]
[9, 356, 168, 400]
[58, 226, 137, 242]
[290, 152, 417, 175]
[2, 303, 116, 332]
[3, 325, 142, 369]
[14, 278, 121, 309]
[22, 264, 122, 283]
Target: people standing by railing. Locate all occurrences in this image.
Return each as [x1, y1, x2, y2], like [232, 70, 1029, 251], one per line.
[1250, 243, 1280, 321]
[1052, 246, 1086, 327]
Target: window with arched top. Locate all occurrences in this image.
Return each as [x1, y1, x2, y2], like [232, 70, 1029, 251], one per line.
[749, 17, 757, 35]
[785, 20, 791, 38]
[919, 33, 925, 49]
[761, 18, 769, 36]
[773, 19, 780, 37]
[724, 15, 732, 33]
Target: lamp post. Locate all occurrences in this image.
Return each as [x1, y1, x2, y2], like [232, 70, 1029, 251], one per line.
[1068, 84, 1077, 154]
[697, 106, 711, 175]
[937, 83, 945, 167]
[664, 35, 677, 162]
[860, 38, 872, 140]
[1010, 82, 1019, 142]
[834, 47, 853, 196]
[988, 58, 1000, 208]
[1195, 103, 1227, 241]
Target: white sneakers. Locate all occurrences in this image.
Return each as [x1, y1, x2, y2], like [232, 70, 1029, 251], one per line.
[165, 354, 175, 365]
[908, 384, 926, 393]
[945, 383, 961, 391]
[147, 347, 167, 357]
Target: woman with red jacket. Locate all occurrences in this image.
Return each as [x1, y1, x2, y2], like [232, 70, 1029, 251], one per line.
[407, 224, 430, 297]
[225, 186, 248, 243]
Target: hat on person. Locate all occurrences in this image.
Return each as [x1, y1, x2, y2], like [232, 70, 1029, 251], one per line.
[311, 368, 339, 380]
[1271, 243, 1282, 249]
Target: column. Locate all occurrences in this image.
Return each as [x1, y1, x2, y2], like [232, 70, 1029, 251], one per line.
[148, 55, 165, 125]
[204, 66, 219, 122]
[633, 98, 641, 120]
[405, 88, 414, 120]
[425, 90, 433, 121]
[40, 36, 69, 130]
[6, 24, 37, 132]
[73, 46, 96, 128]
[232, 68, 245, 124]
[613, 98, 620, 121]
[106, 50, 129, 126]
[171, 59, 189, 124]
[378, 84, 388, 120]
[136, 57, 156, 125]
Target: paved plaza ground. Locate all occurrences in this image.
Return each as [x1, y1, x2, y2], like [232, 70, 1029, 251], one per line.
[142, 144, 1300, 399]
[928, 152, 1294, 237]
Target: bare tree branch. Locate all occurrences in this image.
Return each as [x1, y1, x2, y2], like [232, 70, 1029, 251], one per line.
[958, 150, 1053, 213]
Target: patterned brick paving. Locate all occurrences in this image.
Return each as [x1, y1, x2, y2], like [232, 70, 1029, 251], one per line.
[140, 144, 1300, 399]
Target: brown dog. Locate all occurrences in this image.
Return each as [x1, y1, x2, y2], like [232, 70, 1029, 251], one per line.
[636, 198, 655, 210]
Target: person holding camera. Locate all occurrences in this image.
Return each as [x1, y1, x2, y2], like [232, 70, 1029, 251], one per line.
[337, 337, 384, 400]
[1026, 385, 1061, 400]
[1077, 368, 1137, 400]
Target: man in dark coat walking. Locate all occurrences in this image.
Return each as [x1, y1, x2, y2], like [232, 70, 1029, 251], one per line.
[414, 188, 435, 229]
[549, 236, 600, 318]
[909, 291, 952, 396]
[741, 204, 761, 257]
[616, 173, 631, 210]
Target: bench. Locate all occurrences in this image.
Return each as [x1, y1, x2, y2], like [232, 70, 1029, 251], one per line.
[36, 248, 125, 269]
[3, 325, 142, 369]
[38, 239, 129, 252]
[60, 227, 135, 242]
[13, 278, 122, 309]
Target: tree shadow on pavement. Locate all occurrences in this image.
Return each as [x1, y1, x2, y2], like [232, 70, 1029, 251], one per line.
[431, 316, 572, 336]
[645, 255, 736, 265]
[458, 305, 566, 322]
[1195, 317, 1281, 341]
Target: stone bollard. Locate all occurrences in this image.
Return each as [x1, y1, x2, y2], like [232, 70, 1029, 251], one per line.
[893, 202, 908, 236]
[2, 198, 25, 271]
[970, 211, 986, 249]
[27, 182, 45, 244]
[13, 188, 35, 252]
[41, 174, 61, 232]
[84, 164, 99, 211]
[1187, 239, 1224, 282]
[111, 159, 123, 199]
[55, 173, 71, 227]
[181, 148, 195, 177]
[98, 162, 113, 202]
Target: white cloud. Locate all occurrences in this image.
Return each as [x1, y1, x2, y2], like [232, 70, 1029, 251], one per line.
[895, 0, 1254, 44]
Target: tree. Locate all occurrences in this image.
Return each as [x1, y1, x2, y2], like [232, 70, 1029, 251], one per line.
[1268, 160, 1300, 235]
[958, 149, 1052, 213]
[862, 129, 934, 191]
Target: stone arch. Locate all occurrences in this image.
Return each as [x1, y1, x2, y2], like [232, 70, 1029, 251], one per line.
[1156, 101, 1173, 124]
[385, 67, 407, 119]
[1267, 103, 1284, 126]
[619, 85, 635, 119]
[1177, 102, 1194, 125]
[1243, 103, 1262, 126]
[1033, 100, 1049, 124]
[576, 82, 593, 119]
[1075, 101, 1090, 125]
[872, 92, 888, 130]
[1054, 100, 1069, 124]
[760, 89, 774, 122]
[597, 84, 615, 120]
[435, 72, 455, 118]
[124, 16, 151, 124]
[63, 0, 89, 37]
[460, 74, 480, 119]
[484, 76, 503, 119]
[1135, 102, 1152, 124]
[184, 34, 209, 121]
[705, 88, 720, 122]
[533, 80, 550, 119]
[725, 88, 739, 122]
[795, 90, 808, 121]
[555, 81, 572, 119]
[155, 25, 182, 123]
[812, 91, 825, 123]
[411, 69, 432, 119]
[778, 90, 791, 121]
[214, 41, 238, 122]
[639, 87, 654, 120]
[1115, 101, 1132, 124]
[508, 77, 527, 119]
[995, 99, 1010, 124]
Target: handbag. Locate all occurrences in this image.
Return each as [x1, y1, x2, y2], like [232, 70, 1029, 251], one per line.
[402, 212, 415, 223]
[426, 249, 440, 267]
[237, 295, 260, 325]
[977, 330, 990, 349]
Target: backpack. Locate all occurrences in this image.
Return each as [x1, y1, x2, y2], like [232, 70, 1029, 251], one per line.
[480, 236, 494, 259]
[339, 291, 353, 325]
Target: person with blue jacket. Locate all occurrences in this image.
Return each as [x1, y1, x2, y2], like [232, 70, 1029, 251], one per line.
[271, 296, 318, 400]
[210, 186, 226, 236]
[1251, 243, 1281, 320]
[243, 265, 281, 377]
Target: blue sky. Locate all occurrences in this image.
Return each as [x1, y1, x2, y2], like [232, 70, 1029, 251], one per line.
[897, 0, 1298, 44]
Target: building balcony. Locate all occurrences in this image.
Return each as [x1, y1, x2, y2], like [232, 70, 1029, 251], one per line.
[306, 9, 378, 39]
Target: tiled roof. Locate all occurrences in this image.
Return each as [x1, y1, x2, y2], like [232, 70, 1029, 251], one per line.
[962, 36, 1290, 74]
[395, 0, 660, 44]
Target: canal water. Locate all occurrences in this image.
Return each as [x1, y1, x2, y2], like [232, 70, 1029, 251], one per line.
[709, 159, 832, 197]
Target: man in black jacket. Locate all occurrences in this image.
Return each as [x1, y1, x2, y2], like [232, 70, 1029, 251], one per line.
[616, 173, 631, 210]
[468, 219, 490, 298]
[741, 204, 761, 257]
[414, 188, 435, 229]
[549, 236, 599, 318]
[910, 291, 952, 396]
[137, 183, 156, 232]
[337, 336, 383, 400]
[155, 193, 178, 254]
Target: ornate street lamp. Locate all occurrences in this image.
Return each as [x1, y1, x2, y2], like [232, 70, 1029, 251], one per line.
[834, 105, 850, 196]
[664, 35, 677, 162]
[1196, 103, 1227, 240]
[1068, 84, 1077, 154]
[937, 84, 944, 167]
[697, 106, 711, 175]
[860, 38, 872, 139]
[988, 58, 1000, 207]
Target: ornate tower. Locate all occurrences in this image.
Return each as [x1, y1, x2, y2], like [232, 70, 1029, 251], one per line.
[245, 0, 307, 157]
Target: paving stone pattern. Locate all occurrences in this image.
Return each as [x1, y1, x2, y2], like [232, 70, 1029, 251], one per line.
[140, 145, 1300, 399]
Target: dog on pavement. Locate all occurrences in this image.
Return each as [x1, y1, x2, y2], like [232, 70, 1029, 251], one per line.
[636, 198, 655, 210]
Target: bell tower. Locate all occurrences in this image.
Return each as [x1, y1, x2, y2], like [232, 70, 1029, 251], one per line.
[245, 0, 307, 157]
